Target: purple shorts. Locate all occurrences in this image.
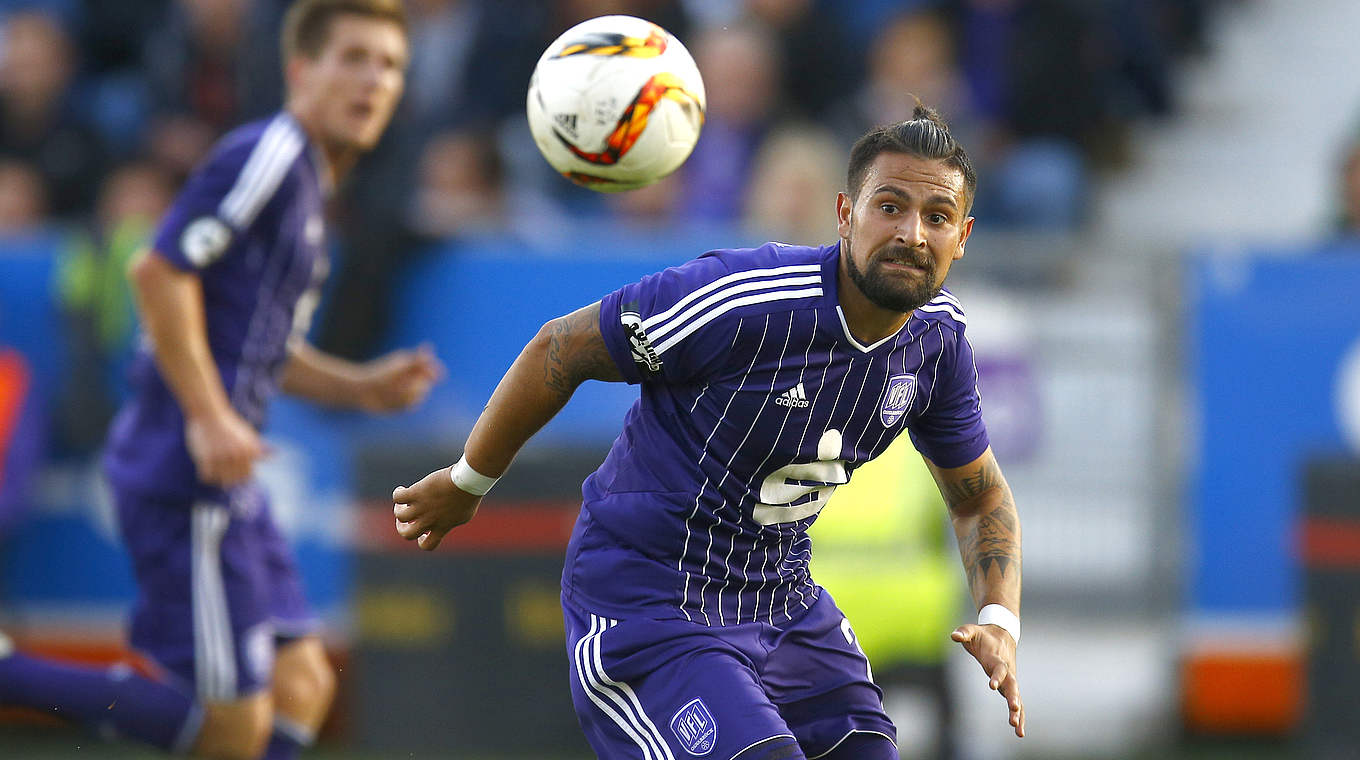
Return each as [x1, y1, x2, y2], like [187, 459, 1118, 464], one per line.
[563, 591, 895, 759]
[113, 482, 318, 701]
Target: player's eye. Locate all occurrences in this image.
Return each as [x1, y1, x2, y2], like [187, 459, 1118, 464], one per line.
[879, 203, 899, 214]
[926, 213, 947, 225]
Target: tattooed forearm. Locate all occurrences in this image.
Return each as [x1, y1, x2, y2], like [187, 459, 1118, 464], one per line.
[927, 449, 1022, 607]
[958, 496, 1021, 599]
[542, 303, 622, 399]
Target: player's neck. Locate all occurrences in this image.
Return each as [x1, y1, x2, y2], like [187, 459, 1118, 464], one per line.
[285, 105, 357, 188]
[835, 268, 911, 346]
[317, 143, 358, 186]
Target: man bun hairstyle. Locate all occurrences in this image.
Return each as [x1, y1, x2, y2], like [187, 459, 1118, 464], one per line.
[281, 0, 407, 64]
[846, 99, 976, 211]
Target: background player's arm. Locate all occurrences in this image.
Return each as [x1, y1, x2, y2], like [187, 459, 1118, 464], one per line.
[127, 249, 263, 486]
[279, 339, 442, 413]
[392, 302, 622, 550]
[925, 445, 1026, 737]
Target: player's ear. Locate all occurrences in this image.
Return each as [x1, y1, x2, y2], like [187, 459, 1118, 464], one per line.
[954, 216, 974, 261]
[284, 55, 310, 96]
[836, 192, 852, 239]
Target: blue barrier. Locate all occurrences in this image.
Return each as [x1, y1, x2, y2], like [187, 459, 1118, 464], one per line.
[0, 231, 66, 398]
[1188, 242, 1360, 614]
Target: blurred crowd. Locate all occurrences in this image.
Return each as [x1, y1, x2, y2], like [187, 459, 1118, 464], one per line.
[0, 0, 1226, 454]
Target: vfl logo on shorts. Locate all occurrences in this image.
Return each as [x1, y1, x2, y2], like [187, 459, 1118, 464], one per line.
[621, 310, 663, 373]
[670, 698, 717, 756]
[880, 373, 917, 426]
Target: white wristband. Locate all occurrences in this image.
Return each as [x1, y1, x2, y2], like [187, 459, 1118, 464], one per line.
[449, 455, 498, 496]
[978, 604, 1020, 644]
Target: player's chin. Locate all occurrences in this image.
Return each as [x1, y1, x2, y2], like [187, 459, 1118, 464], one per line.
[344, 122, 390, 152]
[870, 286, 932, 314]
[347, 132, 382, 152]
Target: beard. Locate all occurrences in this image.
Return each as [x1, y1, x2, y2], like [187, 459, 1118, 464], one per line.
[843, 239, 941, 313]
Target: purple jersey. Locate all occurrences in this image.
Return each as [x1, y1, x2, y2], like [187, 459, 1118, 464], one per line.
[563, 242, 988, 627]
[104, 113, 328, 502]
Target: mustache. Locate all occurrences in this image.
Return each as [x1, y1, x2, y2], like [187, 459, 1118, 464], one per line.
[872, 246, 931, 269]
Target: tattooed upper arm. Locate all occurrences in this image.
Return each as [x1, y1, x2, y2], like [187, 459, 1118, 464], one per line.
[542, 302, 624, 398]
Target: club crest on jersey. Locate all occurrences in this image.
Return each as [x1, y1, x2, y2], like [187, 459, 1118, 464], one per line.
[670, 698, 717, 756]
[880, 373, 917, 426]
[620, 309, 662, 373]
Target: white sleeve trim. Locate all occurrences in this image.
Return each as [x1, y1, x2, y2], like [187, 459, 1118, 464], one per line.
[218, 115, 305, 230]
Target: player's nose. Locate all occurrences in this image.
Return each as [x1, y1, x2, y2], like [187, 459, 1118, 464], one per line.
[895, 212, 927, 248]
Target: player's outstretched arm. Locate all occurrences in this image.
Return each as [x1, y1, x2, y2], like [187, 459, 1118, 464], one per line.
[279, 339, 443, 412]
[925, 446, 1025, 738]
[393, 302, 622, 551]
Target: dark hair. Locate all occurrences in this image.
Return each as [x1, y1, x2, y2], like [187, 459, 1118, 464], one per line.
[281, 0, 407, 63]
[846, 101, 976, 210]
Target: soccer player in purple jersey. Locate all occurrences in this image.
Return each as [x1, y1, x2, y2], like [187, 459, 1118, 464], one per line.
[394, 103, 1023, 759]
[0, 2, 439, 759]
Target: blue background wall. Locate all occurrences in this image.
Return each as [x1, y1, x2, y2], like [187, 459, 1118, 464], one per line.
[1187, 244, 1360, 617]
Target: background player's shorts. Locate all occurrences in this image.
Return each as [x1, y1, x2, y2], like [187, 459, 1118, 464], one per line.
[113, 482, 319, 701]
[563, 591, 895, 759]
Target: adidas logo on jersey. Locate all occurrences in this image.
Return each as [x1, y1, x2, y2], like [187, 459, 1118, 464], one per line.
[775, 382, 810, 408]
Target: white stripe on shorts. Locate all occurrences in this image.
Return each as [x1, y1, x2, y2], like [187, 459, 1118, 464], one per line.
[192, 504, 236, 701]
[573, 614, 674, 760]
[807, 729, 898, 759]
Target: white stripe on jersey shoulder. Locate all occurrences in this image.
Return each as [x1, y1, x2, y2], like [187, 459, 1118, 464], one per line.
[218, 114, 306, 229]
[934, 288, 963, 308]
[641, 263, 821, 333]
[654, 286, 822, 356]
[916, 291, 967, 326]
[647, 273, 822, 344]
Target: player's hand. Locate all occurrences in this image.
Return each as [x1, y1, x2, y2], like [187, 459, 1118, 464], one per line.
[185, 408, 267, 487]
[392, 466, 480, 551]
[952, 623, 1025, 738]
[357, 344, 444, 413]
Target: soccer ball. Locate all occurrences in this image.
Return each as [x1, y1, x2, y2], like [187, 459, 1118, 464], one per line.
[526, 15, 706, 192]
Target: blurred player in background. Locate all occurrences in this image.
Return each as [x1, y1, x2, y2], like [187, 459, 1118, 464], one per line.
[394, 103, 1023, 759]
[0, 2, 441, 758]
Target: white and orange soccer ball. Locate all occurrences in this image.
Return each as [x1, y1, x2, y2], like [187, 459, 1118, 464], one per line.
[526, 15, 706, 192]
